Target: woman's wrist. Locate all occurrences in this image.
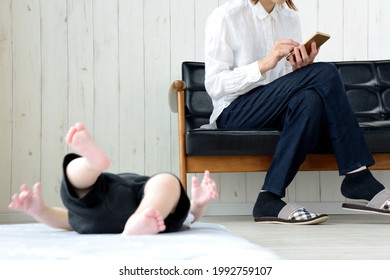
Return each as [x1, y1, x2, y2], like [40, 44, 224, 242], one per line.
[258, 60, 267, 75]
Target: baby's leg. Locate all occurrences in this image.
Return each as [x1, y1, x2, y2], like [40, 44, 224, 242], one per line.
[122, 173, 181, 235]
[65, 123, 111, 197]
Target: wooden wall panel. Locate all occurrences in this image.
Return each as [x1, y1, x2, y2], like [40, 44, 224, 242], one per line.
[93, 0, 120, 173]
[144, 0, 171, 175]
[118, 0, 145, 174]
[40, 0, 68, 206]
[318, 0, 343, 61]
[368, 0, 390, 60]
[11, 0, 42, 193]
[0, 0, 13, 208]
[343, 0, 369, 60]
[295, 0, 318, 40]
[67, 0, 94, 133]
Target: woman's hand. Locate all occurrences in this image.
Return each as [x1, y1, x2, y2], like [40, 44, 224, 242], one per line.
[288, 41, 318, 70]
[258, 39, 299, 74]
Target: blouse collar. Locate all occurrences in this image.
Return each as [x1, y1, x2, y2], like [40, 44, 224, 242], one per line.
[250, 1, 281, 22]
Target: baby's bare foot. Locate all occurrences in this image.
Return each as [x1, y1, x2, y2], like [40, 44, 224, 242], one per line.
[122, 208, 166, 236]
[65, 123, 110, 171]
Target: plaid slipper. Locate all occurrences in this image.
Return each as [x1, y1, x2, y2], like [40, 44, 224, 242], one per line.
[342, 189, 390, 215]
[254, 203, 329, 225]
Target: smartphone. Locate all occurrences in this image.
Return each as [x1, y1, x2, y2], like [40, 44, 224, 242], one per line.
[286, 32, 330, 60]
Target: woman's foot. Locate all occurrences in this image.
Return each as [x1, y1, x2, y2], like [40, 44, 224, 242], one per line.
[341, 169, 385, 201]
[253, 192, 328, 225]
[252, 191, 286, 218]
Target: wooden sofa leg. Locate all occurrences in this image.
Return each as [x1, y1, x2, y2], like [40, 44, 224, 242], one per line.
[180, 169, 187, 192]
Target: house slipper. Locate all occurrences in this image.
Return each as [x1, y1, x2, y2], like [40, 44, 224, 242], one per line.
[254, 203, 329, 225]
[342, 189, 390, 215]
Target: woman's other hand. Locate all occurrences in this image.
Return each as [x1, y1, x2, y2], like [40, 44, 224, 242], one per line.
[288, 41, 318, 70]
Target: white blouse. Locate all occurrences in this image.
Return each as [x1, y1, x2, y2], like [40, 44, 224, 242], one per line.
[204, 0, 302, 128]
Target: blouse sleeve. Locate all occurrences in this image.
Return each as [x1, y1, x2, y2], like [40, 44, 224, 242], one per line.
[204, 10, 266, 100]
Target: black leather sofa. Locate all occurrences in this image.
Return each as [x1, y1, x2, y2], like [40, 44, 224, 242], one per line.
[169, 60, 390, 189]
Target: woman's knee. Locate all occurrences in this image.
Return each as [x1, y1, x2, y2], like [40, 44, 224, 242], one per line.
[311, 61, 336, 72]
[310, 62, 340, 82]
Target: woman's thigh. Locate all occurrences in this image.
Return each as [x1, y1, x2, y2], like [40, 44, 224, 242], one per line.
[217, 62, 341, 129]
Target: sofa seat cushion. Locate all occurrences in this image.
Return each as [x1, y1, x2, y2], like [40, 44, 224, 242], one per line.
[186, 124, 390, 156]
[361, 124, 390, 153]
[359, 120, 390, 128]
[186, 129, 280, 156]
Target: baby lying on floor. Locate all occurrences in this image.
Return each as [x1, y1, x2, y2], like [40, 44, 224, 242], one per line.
[9, 122, 218, 235]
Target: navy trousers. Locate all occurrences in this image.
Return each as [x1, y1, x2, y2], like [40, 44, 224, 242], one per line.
[216, 62, 374, 197]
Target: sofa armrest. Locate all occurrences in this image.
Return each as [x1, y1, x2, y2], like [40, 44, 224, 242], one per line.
[169, 80, 186, 113]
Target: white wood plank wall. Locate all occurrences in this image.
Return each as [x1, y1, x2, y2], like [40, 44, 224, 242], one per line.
[1, 0, 390, 222]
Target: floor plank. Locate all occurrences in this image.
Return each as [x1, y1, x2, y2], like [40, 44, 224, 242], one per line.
[200, 214, 390, 259]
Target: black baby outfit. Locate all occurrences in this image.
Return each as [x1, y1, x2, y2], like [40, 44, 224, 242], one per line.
[60, 153, 190, 234]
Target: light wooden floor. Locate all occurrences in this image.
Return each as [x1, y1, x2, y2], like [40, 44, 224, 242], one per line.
[201, 214, 390, 260]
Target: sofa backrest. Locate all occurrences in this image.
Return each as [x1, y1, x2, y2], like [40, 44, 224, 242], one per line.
[182, 60, 390, 129]
[182, 61, 213, 129]
[333, 61, 390, 122]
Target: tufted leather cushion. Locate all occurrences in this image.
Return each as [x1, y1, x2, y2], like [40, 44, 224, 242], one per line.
[182, 61, 390, 156]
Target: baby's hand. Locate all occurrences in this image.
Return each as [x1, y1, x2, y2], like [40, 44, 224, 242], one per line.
[9, 183, 45, 218]
[191, 170, 218, 208]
